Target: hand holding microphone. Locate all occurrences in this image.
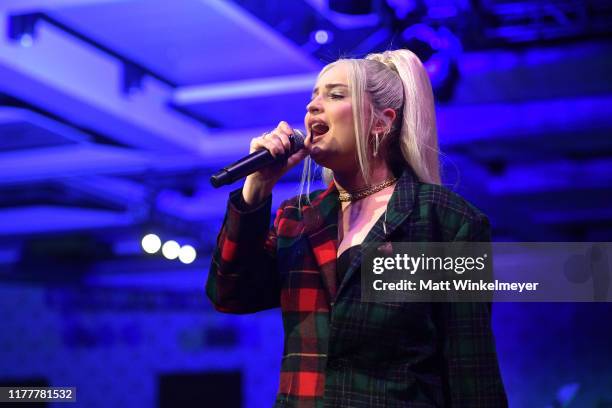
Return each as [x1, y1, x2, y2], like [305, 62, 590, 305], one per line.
[210, 121, 309, 206]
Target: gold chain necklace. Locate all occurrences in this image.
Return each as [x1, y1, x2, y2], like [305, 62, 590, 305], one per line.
[338, 177, 398, 202]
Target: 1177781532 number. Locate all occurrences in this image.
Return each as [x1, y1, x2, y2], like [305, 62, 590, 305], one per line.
[0, 387, 76, 402]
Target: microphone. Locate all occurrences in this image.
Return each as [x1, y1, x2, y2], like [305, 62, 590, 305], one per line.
[210, 129, 306, 188]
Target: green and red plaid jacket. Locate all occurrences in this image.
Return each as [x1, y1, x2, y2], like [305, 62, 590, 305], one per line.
[206, 167, 507, 407]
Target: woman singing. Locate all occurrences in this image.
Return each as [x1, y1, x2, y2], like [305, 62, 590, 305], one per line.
[206, 49, 507, 407]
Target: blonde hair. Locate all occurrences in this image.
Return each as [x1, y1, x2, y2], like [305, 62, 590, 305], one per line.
[299, 49, 440, 205]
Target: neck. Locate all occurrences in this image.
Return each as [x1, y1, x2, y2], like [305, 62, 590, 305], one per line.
[334, 163, 393, 193]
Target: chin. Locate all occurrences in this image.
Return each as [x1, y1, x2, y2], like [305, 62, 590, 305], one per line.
[308, 144, 350, 172]
[308, 146, 332, 168]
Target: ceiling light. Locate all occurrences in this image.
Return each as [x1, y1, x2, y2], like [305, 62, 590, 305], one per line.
[178, 245, 197, 264]
[141, 233, 162, 254]
[161, 240, 180, 260]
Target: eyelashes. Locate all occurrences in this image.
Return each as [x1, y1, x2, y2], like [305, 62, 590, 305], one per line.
[309, 93, 345, 102]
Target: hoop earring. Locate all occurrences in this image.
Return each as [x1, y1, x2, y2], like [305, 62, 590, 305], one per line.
[374, 133, 380, 157]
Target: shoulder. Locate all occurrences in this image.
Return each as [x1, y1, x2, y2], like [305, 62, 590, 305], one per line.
[274, 187, 328, 219]
[415, 182, 487, 222]
[412, 182, 491, 241]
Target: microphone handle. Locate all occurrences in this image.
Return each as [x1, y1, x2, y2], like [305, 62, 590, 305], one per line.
[210, 132, 304, 188]
[210, 149, 277, 188]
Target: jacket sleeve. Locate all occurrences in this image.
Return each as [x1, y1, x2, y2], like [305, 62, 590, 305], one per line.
[439, 214, 508, 407]
[206, 188, 283, 314]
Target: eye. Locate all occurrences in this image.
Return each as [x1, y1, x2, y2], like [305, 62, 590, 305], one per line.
[329, 93, 344, 100]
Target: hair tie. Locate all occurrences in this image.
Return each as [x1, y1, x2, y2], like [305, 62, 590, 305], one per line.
[381, 55, 399, 75]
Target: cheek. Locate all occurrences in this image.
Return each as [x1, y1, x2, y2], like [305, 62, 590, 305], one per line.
[338, 103, 353, 124]
[335, 105, 355, 147]
[339, 132, 356, 155]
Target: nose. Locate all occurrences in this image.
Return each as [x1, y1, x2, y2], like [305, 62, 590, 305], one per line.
[306, 95, 323, 114]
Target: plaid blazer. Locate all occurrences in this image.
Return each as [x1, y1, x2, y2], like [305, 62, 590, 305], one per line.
[207, 167, 507, 407]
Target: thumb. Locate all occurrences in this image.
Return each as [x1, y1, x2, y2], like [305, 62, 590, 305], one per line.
[286, 148, 309, 169]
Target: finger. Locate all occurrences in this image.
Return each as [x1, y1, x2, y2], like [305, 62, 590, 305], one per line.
[275, 122, 293, 151]
[258, 136, 284, 158]
[276, 132, 291, 152]
[250, 136, 269, 154]
[277, 121, 293, 135]
[250, 131, 277, 153]
[267, 131, 290, 155]
[252, 129, 293, 157]
[268, 136, 286, 157]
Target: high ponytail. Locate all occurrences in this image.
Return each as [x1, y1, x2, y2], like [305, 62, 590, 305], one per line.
[366, 49, 440, 184]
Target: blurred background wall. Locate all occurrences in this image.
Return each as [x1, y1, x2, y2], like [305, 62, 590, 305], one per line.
[0, 0, 611, 406]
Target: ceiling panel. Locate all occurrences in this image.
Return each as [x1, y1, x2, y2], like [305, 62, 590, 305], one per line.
[47, 0, 321, 85]
[177, 89, 311, 129]
[0, 107, 91, 151]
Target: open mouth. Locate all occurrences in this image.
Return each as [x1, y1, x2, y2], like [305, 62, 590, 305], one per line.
[310, 123, 329, 141]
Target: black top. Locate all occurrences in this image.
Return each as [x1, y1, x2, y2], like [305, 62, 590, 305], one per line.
[336, 245, 361, 285]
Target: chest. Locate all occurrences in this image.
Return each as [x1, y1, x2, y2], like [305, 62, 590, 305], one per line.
[337, 196, 390, 256]
[337, 213, 381, 255]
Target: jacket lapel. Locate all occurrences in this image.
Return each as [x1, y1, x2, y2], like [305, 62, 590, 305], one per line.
[335, 167, 418, 301]
[303, 182, 340, 303]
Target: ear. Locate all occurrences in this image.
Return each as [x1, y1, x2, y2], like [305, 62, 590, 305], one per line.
[372, 108, 397, 134]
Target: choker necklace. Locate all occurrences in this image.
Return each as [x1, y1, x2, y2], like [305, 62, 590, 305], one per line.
[338, 177, 398, 202]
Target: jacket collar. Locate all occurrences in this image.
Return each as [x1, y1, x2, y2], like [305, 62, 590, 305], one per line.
[302, 166, 419, 303]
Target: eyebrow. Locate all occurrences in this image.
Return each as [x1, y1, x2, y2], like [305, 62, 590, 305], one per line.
[312, 83, 348, 95]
